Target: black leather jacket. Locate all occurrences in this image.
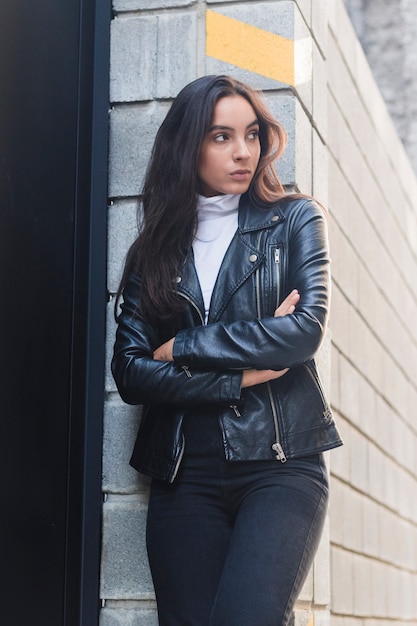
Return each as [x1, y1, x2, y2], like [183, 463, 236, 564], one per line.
[112, 195, 343, 483]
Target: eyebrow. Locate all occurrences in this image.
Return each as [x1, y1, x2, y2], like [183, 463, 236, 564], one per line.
[209, 119, 259, 132]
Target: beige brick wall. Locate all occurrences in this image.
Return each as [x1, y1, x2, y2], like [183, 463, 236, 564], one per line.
[327, 1, 417, 623]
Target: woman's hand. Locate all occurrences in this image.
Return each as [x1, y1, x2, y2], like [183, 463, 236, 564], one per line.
[241, 367, 289, 388]
[153, 337, 175, 361]
[274, 289, 299, 317]
[242, 290, 300, 388]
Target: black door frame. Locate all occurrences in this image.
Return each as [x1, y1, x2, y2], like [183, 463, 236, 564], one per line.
[65, 0, 111, 624]
[0, 0, 111, 623]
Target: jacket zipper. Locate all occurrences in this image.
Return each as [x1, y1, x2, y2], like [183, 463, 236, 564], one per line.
[268, 384, 287, 462]
[170, 434, 185, 483]
[182, 365, 192, 378]
[254, 232, 263, 320]
[176, 292, 204, 381]
[168, 290, 202, 481]
[304, 362, 331, 419]
[178, 290, 205, 326]
[254, 239, 286, 462]
[229, 237, 263, 420]
[274, 247, 281, 308]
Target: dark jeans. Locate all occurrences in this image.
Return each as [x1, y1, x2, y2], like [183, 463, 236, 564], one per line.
[146, 413, 329, 626]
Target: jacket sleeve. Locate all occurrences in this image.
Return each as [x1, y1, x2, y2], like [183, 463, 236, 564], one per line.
[173, 200, 330, 371]
[111, 275, 243, 406]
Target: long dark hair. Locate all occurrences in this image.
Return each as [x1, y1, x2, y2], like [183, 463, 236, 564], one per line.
[115, 75, 288, 322]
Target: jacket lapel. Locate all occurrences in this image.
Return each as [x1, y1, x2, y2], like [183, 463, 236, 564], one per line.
[177, 195, 286, 324]
[208, 231, 264, 322]
[208, 197, 285, 322]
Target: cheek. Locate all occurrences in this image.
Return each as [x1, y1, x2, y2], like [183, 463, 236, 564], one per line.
[197, 152, 206, 179]
[253, 149, 261, 171]
[199, 149, 221, 179]
[197, 157, 210, 182]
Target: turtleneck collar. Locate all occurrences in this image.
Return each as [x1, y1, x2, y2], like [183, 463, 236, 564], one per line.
[194, 194, 240, 244]
[197, 193, 240, 217]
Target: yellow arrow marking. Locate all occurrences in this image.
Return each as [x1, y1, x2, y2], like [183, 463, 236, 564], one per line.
[206, 10, 295, 86]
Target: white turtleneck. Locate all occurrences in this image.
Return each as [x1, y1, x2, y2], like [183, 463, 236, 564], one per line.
[193, 194, 240, 322]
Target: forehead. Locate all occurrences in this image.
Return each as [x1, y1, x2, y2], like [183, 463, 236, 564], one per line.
[211, 95, 258, 124]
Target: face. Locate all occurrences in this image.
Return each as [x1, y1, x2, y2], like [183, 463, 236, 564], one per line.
[197, 95, 261, 197]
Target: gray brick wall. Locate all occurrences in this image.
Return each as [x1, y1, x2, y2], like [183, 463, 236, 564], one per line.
[343, 0, 417, 174]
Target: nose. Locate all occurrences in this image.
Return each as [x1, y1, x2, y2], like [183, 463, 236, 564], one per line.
[233, 137, 251, 160]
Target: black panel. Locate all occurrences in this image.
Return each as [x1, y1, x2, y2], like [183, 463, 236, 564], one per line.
[0, 1, 109, 624]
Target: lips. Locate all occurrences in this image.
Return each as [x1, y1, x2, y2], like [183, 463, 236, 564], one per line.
[230, 169, 251, 179]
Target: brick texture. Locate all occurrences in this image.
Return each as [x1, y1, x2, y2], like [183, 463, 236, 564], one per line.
[328, 1, 417, 622]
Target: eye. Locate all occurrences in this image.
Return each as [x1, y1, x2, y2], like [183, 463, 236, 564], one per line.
[247, 129, 259, 140]
[213, 133, 229, 142]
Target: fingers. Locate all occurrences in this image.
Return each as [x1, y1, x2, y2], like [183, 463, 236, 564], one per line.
[274, 289, 300, 317]
[241, 368, 289, 388]
[272, 367, 289, 379]
[153, 337, 175, 361]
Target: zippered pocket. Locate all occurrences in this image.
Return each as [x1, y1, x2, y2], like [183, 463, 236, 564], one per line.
[304, 362, 332, 422]
[273, 247, 281, 309]
[267, 381, 287, 462]
[265, 243, 284, 315]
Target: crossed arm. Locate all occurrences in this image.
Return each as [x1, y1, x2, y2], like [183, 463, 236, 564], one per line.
[153, 289, 301, 388]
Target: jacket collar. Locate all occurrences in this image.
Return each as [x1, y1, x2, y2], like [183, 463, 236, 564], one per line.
[238, 193, 285, 232]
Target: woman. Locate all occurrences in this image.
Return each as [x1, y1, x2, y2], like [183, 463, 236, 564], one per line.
[112, 75, 342, 626]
